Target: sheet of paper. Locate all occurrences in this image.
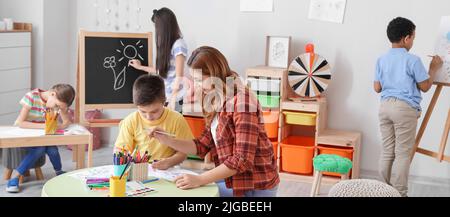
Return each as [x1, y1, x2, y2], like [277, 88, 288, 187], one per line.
[64, 124, 90, 135]
[434, 16, 450, 84]
[240, 0, 273, 12]
[0, 127, 45, 138]
[68, 165, 113, 181]
[308, 0, 347, 24]
[148, 165, 199, 182]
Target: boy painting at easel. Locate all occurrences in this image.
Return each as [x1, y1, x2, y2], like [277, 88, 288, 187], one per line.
[374, 17, 443, 197]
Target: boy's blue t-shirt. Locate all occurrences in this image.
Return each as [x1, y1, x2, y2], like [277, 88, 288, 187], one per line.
[374, 48, 429, 111]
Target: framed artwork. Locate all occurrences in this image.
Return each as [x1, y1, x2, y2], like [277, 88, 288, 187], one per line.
[266, 36, 291, 68]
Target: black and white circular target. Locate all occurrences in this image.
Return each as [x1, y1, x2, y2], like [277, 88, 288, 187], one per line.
[288, 53, 332, 98]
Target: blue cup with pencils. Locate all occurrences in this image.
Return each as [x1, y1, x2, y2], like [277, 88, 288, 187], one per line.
[113, 150, 132, 179]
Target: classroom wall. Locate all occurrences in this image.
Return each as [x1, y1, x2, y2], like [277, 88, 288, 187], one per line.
[0, 0, 70, 89]
[68, 0, 450, 181]
[2, 0, 449, 181]
[0, 0, 44, 88]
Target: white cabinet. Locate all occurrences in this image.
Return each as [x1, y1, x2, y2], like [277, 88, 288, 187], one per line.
[0, 31, 32, 125]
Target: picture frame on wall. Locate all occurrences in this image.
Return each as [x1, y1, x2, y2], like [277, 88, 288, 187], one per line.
[265, 36, 291, 68]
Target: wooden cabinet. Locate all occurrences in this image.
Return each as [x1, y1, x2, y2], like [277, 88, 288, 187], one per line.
[0, 24, 32, 125]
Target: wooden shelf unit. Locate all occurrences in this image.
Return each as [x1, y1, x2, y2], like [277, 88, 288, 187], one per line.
[245, 65, 362, 184]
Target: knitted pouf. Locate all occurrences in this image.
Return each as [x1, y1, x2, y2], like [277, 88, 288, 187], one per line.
[328, 179, 401, 197]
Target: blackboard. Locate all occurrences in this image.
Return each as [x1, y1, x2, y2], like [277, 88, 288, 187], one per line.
[81, 32, 152, 105]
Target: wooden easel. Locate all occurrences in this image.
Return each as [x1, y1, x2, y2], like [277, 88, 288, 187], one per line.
[76, 30, 152, 128]
[412, 82, 450, 163]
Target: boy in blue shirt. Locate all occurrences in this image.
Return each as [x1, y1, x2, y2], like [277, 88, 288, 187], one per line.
[374, 17, 443, 197]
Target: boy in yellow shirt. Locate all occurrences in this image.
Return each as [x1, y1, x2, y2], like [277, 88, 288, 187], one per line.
[114, 74, 193, 170]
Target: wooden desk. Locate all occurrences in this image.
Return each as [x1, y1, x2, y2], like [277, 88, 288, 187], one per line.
[0, 126, 93, 169]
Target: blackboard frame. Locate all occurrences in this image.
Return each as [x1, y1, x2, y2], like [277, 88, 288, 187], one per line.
[76, 30, 153, 127]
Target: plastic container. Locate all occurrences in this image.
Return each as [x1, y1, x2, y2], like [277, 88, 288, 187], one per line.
[184, 116, 206, 160]
[184, 116, 206, 138]
[271, 141, 278, 160]
[263, 110, 279, 139]
[317, 145, 354, 177]
[258, 95, 280, 108]
[280, 136, 315, 174]
[283, 111, 316, 126]
[247, 77, 281, 92]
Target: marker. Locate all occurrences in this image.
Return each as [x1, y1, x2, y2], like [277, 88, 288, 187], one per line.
[142, 178, 159, 184]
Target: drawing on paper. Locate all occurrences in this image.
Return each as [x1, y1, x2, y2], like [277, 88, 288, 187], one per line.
[434, 16, 450, 84]
[308, 0, 347, 24]
[267, 36, 290, 68]
[103, 40, 145, 91]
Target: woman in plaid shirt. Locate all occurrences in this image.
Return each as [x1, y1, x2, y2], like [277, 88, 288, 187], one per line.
[148, 46, 280, 197]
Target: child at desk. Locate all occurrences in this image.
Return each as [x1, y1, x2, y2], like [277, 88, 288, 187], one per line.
[113, 74, 193, 170]
[6, 84, 76, 193]
[374, 17, 443, 197]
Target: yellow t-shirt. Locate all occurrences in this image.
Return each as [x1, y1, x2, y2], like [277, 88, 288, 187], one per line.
[114, 108, 193, 160]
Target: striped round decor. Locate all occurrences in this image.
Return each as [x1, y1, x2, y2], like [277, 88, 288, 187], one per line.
[288, 53, 332, 98]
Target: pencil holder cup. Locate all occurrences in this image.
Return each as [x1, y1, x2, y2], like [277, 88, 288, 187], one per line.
[129, 162, 148, 182]
[109, 176, 126, 197]
[45, 119, 58, 135]
[113, 164, 129, 178]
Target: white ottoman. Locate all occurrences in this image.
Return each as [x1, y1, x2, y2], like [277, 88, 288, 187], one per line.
[328, 179, 401, 197]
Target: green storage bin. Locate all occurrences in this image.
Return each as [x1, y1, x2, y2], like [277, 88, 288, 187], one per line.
[257, 95, 280, 108]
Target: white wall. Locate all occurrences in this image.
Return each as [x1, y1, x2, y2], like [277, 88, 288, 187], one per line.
[0, 0, 44, 88]
[0, 0, 70, 89]
[69, 0, 450, 180]
[2, 0, 450, 180]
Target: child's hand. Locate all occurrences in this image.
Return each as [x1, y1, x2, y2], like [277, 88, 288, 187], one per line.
[128, 59, 142, 70]
[430, 55, 443, 72]
[146, 127, 172, 145]
[151, 159, 171, 170]
[174, 174, 205, 190]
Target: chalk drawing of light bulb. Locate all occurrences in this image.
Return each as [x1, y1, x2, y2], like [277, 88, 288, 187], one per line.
[116, 40, 145, 63]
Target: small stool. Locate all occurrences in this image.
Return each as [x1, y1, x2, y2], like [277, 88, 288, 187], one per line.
[310, 154, 352, 197]
[3, 167, 45, 183]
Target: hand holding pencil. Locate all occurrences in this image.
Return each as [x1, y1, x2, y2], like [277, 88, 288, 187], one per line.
[145, 127, 175, 145]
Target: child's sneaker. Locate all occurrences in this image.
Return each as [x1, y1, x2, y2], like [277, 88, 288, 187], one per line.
[55, 170, 66, 176]
[6, 177, 20, 193]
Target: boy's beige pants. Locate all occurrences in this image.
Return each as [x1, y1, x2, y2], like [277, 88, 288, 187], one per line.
[378, 98, 420, 197]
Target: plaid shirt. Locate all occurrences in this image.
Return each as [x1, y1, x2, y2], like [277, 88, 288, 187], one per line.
[194, 88, 280, 196]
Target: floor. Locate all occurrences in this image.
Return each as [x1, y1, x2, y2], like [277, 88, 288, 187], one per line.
[0, 146, 449, 197]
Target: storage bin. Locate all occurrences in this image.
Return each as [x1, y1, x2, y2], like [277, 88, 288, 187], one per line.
[184, 116, 206, 160]
[282, 111, 316, 126]
[257, 95, 280, 108]
[263, 110, 279, 139]
[317, 145, 354, 177]
[280, 136, 315, 174]
[271, 140, 278, 160]
[247, 77, 281, 92]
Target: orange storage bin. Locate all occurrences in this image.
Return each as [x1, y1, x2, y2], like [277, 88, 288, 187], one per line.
[317, 145, 354, 177]
[280, 136, 315, 175]
[263, 111, 279, 139]
[184, 116, 206, 138]
[271, 140, 278, 160]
